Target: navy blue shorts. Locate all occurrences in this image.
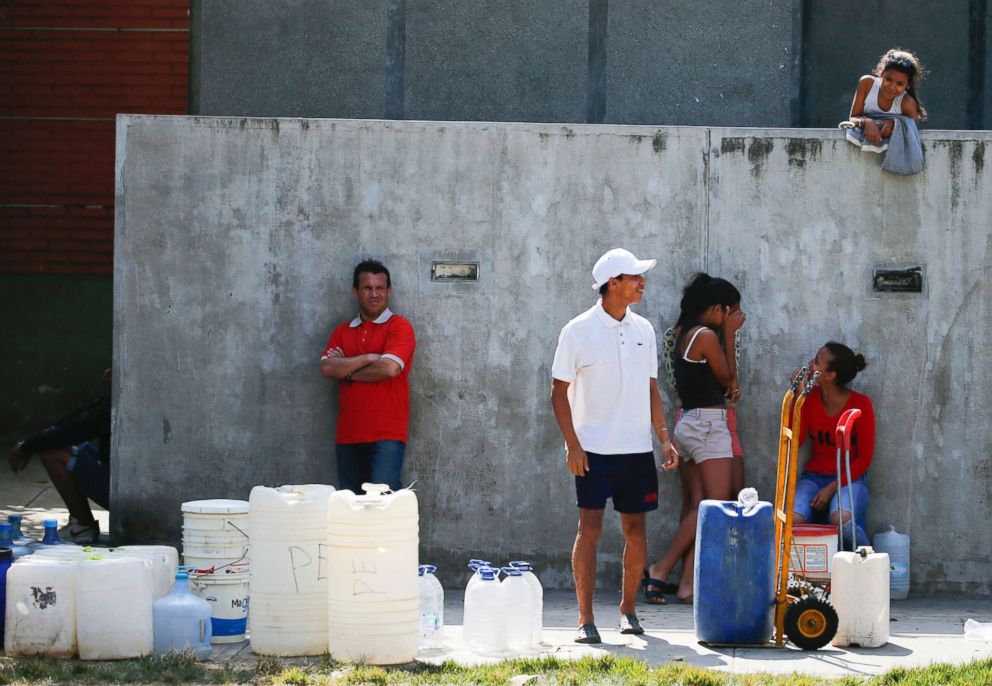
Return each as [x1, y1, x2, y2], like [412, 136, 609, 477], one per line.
[68, 442, 110, 510]
[575, 451, 659, 513]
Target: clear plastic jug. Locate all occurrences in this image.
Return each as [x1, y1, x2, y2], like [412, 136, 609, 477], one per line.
[509, 560, 544, 647]
[463, 566, 507, 655]
[0, 523, 32, 559]
[465, 559, 492, 594]
[500, 566, 535, 653]
[7, 515, 38, 548]
[153, 570, 212, 659]
[418, 564, 444, 652]
[33, 519, 68, 550]
[872, 525, 910, 600]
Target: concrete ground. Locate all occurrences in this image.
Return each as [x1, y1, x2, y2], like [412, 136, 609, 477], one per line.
[3, 458, 992, 677]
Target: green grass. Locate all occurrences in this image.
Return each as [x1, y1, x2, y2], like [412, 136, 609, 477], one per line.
[0, 654, 989, 686]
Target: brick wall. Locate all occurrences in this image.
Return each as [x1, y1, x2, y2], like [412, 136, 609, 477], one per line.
[0, 0, 189, 275]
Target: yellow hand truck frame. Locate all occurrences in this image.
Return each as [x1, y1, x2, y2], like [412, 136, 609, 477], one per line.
[772, 367, 839, 650]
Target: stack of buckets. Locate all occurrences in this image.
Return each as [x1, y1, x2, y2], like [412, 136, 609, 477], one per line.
[181, 499, 250, 643]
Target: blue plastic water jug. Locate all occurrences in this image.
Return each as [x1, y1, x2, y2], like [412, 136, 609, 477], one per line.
[0, 523, 32, 559]
[0, 547, 12, 645]
[7, 515, 38, 547]
[153, 570, 213, 659]
[694, 498, 775, 645]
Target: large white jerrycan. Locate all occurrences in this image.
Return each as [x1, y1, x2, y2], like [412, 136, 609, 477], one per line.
[249, 484, 335, 656]
[831, 546, 890, 648]
[873, 525, 910, 600]
[118, 545, 180, 598]
[4, 558, 78, 657]
[76, 555, 155, 659]
[327, 483, 419, 664]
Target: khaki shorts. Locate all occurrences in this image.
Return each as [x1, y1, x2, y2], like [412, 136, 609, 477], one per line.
[673, 408, 733, 463]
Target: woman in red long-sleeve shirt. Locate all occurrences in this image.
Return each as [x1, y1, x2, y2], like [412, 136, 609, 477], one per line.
[794, 341, 875, 547]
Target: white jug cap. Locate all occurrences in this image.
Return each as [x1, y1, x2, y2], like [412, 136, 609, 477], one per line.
[181, 499, 249, 514]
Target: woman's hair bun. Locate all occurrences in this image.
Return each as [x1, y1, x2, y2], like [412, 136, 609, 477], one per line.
[854, 354, 868, 372]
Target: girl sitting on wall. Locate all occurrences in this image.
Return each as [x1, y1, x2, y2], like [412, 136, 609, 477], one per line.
[794, 342, 876, 548]
[845, 48, 926, 151]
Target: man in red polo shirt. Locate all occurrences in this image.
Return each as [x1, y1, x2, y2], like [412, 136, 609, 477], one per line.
[320, 259, 416, 492]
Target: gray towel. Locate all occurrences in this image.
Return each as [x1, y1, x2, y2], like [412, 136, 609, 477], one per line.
[841, 115, 924, 176]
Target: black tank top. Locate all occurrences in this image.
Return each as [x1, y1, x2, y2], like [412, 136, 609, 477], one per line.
[672, 326, 727, 410]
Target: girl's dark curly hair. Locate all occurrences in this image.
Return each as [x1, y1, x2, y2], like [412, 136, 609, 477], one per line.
[874, 48, 927, 120]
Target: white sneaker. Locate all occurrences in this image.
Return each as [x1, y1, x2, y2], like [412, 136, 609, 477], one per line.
[58, 517, 100, 544]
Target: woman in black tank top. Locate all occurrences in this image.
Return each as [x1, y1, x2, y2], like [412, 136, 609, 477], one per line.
[644, 273, 745, 605]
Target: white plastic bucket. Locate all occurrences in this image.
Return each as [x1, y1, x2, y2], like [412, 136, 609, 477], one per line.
[790, 524, 838, 582]
[182, 499, 250, 571]
[189, 570, 250, 643]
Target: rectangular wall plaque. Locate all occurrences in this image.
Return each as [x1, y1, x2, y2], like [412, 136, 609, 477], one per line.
[431, 261, 479, 282]
[873, 266, 923, 293]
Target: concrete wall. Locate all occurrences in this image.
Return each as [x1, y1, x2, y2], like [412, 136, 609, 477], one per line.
[115, 115, 992, 594]
[189, 1, 990, 129]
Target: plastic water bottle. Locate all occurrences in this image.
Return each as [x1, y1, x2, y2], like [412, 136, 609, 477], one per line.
[417, 565, 444, 651]
[873, 525, 910, 600]
[0, 523, 31, 559]
[463, 567, 507, 655]
[509, 560, 543, 647]
[153, 570, 213, 659]
[465, 559, 492, 593]
[8, 515, 38, 547]
[35, 519, 67, 549]
[500, 566, 535, 653]
[0, 547, 12, 646]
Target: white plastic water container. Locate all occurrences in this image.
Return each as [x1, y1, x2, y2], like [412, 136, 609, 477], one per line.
[189, 568, 250, 643]
[464, 559, 491, 594]
[463, 567, 507, 655]
[76, 556, 154, 659]
[831, 547, 890, 648]
[418, 564, 444, 652]
[500, 566, 535, 653]
[4, 558, 78, 657]
[108, 549, 175, 600]
[873, 525, 910, 600]
[510, 560, 544, 647]
[327, 484, 419, 664]
[182, 499, 250, 571]
[249, 484, 334, 656]
[119, 545, 180, 597]
[153, 571, 212, 659]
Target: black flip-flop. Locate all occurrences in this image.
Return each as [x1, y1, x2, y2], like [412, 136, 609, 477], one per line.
[641, 570, 670, 605]
[575, 623, 601, 644]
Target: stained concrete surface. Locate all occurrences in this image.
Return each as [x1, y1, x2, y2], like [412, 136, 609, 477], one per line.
[114, 116, 992, 596]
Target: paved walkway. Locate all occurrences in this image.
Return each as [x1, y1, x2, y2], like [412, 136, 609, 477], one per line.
[3, 458, 991, 676]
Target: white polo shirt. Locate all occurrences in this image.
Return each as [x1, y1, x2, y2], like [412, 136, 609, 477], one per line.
[551, 300, 658, 455]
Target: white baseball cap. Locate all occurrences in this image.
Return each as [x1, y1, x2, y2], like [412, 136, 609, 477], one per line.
[591, 248, 657, 290]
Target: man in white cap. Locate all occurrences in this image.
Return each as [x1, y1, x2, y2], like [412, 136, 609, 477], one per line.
[551, 248, 679, 643]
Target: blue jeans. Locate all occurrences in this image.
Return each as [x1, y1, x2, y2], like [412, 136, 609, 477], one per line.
[793, 471, 870, 548]
[336, 440, 405, 493]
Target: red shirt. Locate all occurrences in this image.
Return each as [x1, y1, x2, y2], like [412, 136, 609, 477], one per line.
[322, 310, 416, 444]
[799, 389, 876, 485]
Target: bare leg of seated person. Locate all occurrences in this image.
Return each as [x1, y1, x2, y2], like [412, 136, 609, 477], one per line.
[39, 449, 99, 542]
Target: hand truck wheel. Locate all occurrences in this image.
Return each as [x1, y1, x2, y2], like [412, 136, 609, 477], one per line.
[784, 595, 838, 650]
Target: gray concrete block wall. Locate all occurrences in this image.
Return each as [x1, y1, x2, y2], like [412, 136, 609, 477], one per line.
[803, 1, 973, 130]
[605, 0, 796, 126]
[403, 1, 589, 122]
[189, 2, 988, 129]
[115, 115, 992, 594]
